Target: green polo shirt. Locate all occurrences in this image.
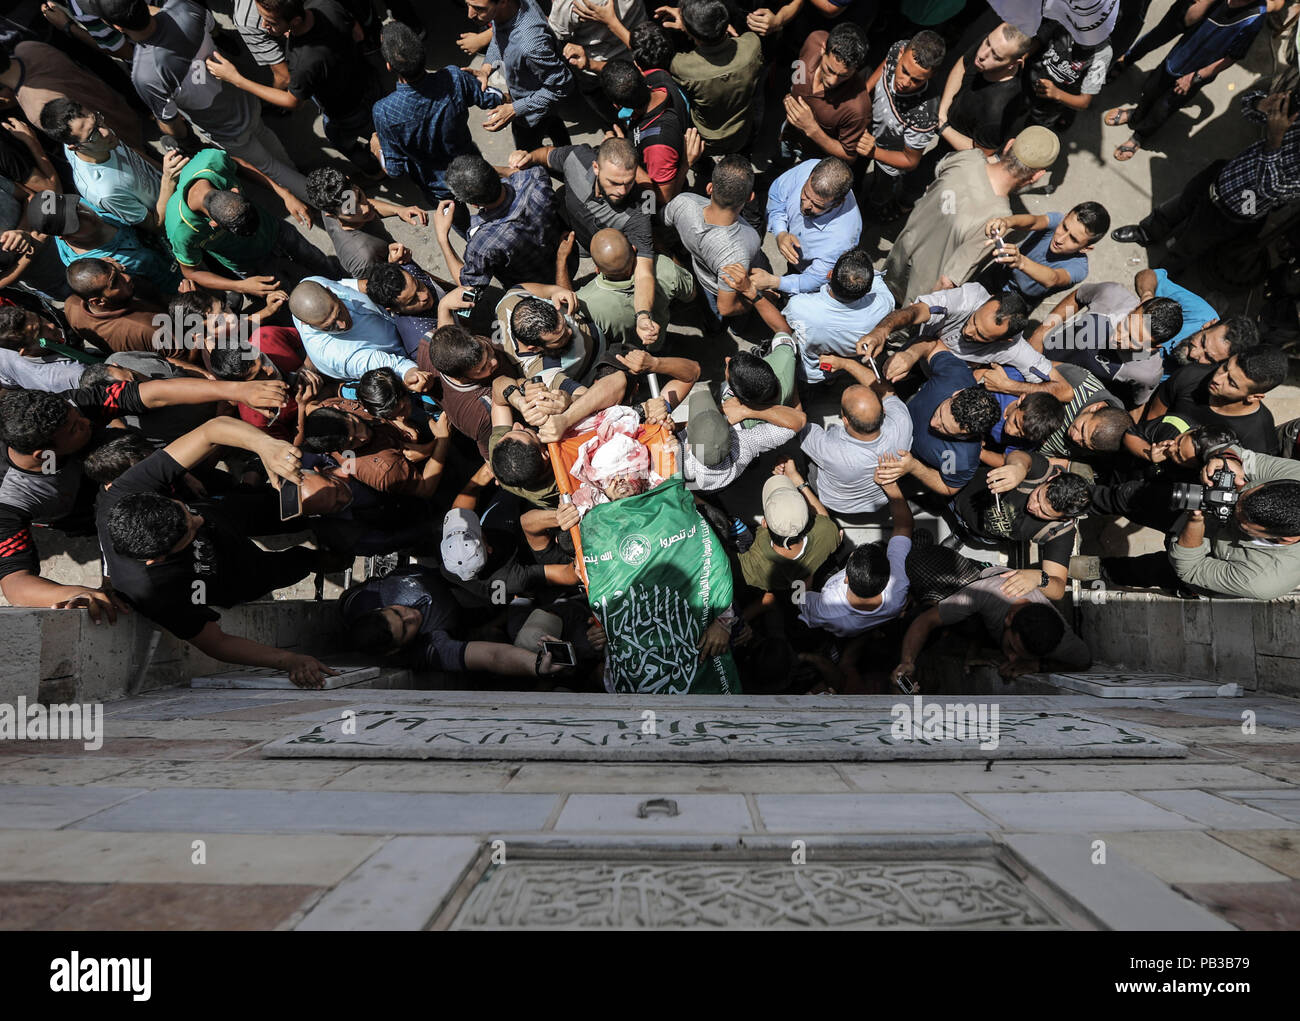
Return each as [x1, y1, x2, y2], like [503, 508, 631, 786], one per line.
[669, 33, 763, 152]
[164, 148, 277, 275]
[576, 254, 695, 348]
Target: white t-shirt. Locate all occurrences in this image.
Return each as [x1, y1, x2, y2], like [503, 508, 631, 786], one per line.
[798, 534, 912, 637]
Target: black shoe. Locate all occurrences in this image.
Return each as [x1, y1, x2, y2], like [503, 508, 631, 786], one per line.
[1112, 225, 1152, 246]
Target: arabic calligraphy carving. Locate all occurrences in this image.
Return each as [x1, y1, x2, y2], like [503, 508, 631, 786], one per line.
[450, 860, 1064, 929]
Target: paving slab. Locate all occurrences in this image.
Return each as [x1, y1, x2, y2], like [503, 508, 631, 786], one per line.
[0, 831, 381, 886]
[296, 837, 482, 930]
[838, 762, 1286, 794]
[1041, 672, 1242, 698]
[106, 695, 283, 720]
[755, 794, 993, 833]
[69, 788, 559, 835]
[554, 795, 755, 834]
[1203, 743, 1300, 761]
[1171, 880, 1300, 931]
[1215, 796, 1300, 824]
[0, 882, 109, 929]
[36, 882, 322, 931]
[0, 757, 141, 785]
[0, 738, 259, 760]
[505, 763, 851, 794]
[1099, 708, 1249, 728]
[1102, 831, 1288, 884]
[1136, 789, 1300, 829]
[86, 759, 359, 790]
[261, 704, 1185, 761]
[1208, 830, 1300, 879]
[967, 792, 1202, 832]
[320, 763, 519, 792]
[108, 720, 302, 742]
[0, 785, 147, 829]
[1002, 833, 1234, 931]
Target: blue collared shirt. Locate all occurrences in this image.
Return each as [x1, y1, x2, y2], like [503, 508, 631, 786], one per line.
[765, 160, 863, 294]
[292, 277, 415, 381]
[373, 67, 502, 202]
[484, 0, 574, 126]
[784, 276, 895, 384]
[1153, 268, 1218, 378]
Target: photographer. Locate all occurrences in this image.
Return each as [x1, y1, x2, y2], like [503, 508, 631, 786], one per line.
[1103, 445, 1300, 599]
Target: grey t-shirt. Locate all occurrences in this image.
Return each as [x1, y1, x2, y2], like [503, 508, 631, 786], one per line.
[106, 352, 214, 445]
[323, 215, 395, 279]
[936, 566, 1091, 668]
[801, 394, 913, 513]
[663, 192, 760, 296]
[133, 0, 255, 142]
[917, 283, 1054, 382]
[0, 349, 84, 392]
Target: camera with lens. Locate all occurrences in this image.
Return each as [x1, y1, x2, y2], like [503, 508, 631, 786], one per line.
[1170, 466, 1239, 524]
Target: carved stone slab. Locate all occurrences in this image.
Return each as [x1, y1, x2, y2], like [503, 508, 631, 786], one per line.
[1042, 672, 1243, 699]
[262, 705, 1186, 761]
[192, 666, 379, 690]
[450, 859, 1066, 929]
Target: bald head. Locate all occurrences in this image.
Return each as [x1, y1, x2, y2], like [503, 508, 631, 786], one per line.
[590, 228, 635, 278]
[842, 384, 883, 436]
[289, 281, 342, 329]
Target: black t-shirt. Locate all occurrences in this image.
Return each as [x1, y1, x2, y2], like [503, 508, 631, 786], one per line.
[97, 450, 286, 639]
[438, 526, 548, 608]
[643, 68, 690, 133]
[286, 0, 378, 117]
[1155, 361, 1278, 455]
[952, 453, 1077, 568]
[948, 41, 1025, 150]
[338, 566, 469, 672]
[0, 126, 35, 183]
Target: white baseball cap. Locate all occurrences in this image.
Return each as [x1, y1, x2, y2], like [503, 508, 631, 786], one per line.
[440, 507, 486, 581]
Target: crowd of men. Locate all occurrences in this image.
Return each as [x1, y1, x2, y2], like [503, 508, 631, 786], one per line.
[1, 0, 1298, 694]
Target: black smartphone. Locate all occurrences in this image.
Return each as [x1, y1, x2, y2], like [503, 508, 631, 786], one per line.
[542, 640, 576, 667]
[278, 478, 302, 521]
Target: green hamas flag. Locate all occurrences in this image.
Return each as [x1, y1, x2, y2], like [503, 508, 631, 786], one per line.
[581, 477, 740, 695]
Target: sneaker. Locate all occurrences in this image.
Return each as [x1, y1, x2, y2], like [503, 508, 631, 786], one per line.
[730, 516, 755, 553]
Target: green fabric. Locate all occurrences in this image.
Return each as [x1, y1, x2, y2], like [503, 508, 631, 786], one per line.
[900, 0, 966, 26]
[741, 337, 797, 429]
[164, 148, 277, 274]
[581, 476, 740, 694]
[738, 514, 840, 592]
[577, 254, 695, 348]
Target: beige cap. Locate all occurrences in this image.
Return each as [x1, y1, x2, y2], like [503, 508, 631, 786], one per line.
[1011, 126, 1060, 170]
[762, 475, 810, 542]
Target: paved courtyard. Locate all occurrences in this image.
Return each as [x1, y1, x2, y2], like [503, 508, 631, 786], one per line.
[1, 687, 1298, 929]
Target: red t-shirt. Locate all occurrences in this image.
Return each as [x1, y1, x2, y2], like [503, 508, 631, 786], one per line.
[240, 326, 305, 441]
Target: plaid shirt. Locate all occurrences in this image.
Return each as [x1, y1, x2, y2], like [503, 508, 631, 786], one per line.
[1215, 88, 1300, 218]
[373, 67, 502, 202]
[484, 0, 574, 126]
[462, 166, 563, 289]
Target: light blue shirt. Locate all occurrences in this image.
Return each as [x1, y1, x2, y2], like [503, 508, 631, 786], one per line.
[765, 160, 863, 295]
[784, 276, 895, 384]
[291, 277, 414, 382]
[1153, 268, 1218, 379]
[67, 144, 162, 227]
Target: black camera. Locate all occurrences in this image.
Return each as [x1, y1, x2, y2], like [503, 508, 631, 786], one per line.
[1170, 466, 1239, 524]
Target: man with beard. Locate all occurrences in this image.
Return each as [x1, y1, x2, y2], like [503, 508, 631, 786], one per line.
[506, 137, 661, 347]
[1132, 267, 1260, 377]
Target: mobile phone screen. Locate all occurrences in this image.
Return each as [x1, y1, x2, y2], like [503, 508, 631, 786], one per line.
[542, 640, 576, 666]
[278, 479, 302, 521]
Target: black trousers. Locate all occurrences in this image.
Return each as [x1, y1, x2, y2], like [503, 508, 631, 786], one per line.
[1139, 159, 1257, 267]
[511, 114, 571, 152]
[1130, 65, 1203, 144]
[1100, 549, 1182, 591]
[1125, 0, 1194, 63]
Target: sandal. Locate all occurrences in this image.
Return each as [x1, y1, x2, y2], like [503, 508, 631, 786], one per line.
[1104, 107, 1133, 127]
[1114, 139, 1141, 162]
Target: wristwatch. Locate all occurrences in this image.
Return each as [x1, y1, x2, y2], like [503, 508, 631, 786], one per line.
[502, 384, 522, 404]
[1039, 569, 1050, 588]
[796, 482, 811, 492]
[635, 310, 653, 320]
